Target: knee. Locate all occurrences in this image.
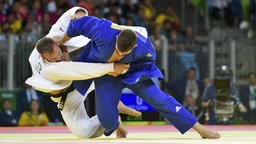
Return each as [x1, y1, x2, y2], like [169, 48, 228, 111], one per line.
[89, 126, 105, 138]
[70, 123, 95, 138]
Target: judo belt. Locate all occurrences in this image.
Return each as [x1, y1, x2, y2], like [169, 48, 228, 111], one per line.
[50, 83, 75, 111]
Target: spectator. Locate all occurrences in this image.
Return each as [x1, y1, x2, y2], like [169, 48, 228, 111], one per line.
[151, 25, 166, 51]
[132, 7, 150, 31]
[3, 0, 14, 11]
[161, 19, 172, 37]
[239, 72, 256, 123]
[92, 5, 102, 18]
[184, 95, 205, 124]
[46, 0, 57, 14]
[0, 1, 8, 15]
[20, 21, 38, 42]
[173, 67, 202, 104]
[139, 0, 156, 20]
[6, 13, 22, 33]
[155, 4, 180, 30]
[203, 77, 212, 88]
[0, 99, 18, 126]
[0, 1, 7, 24]
[40, 13, 52, 35]
[17, 84, 43, 117]
[184, 26, 198, 51]
[168, 29, 185, 52]
[1, 21, 11, 34]
[104, 2, 122, 24]
[178, 52, 200, 80]
[16, 0, 29, 22]
[185, 26, 195, 40]
[18, 99, 49, 126]
[46, 0, 58, 24]
[125, 16, 135, 26]
[77, 0, 96, 15]
[30, 0, 44, 24]
[121, 0, 139, 18]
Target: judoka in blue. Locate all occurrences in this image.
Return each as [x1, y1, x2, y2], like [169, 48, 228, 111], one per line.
[66, 16, 197, 136]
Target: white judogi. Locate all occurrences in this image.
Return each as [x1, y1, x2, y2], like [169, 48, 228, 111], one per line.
[25, 7, 113, 138]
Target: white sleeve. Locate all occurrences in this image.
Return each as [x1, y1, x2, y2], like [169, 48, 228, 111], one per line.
[42, 61, 114, 81]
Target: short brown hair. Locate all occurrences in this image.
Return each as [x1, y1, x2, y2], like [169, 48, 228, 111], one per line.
[36, 37, 54, 54]
[117, 29, 137, 52]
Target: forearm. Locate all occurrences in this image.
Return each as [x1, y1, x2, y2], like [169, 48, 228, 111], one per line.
[60, 33, 71, 45]
[66, 16, 101, 39]
[42, 62, 114, 81]
[59, 45, 70, 61]
[63, 52, 70, 61]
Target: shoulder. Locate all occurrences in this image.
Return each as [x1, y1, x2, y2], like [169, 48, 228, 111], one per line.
[20, 111, 30, 117]
[112, 24, 149, 43]
[204, 83, 214, 92]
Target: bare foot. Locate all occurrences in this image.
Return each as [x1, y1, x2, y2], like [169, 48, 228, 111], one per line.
[116, 126, 127, 138]
[118, 101, 142, 116]
[116, 116, 127, 138]
[200, 130, 221, 139]
[193, 122, 221, 139]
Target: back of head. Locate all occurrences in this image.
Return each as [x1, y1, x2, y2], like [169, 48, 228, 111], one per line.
[36, 37, 54, 54]
[117, 29, 137, 52]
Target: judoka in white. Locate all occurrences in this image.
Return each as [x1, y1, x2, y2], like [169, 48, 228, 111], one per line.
[25, 7, 140, 138]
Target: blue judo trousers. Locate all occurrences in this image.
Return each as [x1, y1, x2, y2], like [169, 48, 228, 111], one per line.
[66, 16, 197, 136]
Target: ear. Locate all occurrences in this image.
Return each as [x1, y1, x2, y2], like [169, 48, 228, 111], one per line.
[41, 55, 46, 61]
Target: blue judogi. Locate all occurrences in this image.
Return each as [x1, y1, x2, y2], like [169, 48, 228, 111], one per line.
[67, 16, 197, 136]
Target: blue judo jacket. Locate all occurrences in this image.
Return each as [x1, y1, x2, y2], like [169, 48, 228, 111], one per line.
[66, 16, 163, 95]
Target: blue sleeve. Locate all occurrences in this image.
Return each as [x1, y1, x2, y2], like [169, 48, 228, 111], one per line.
[66, 16, 102, 39]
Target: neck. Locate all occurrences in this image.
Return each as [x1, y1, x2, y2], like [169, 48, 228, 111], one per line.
[32, 110, 38, 114]
[107, 50, 124, 63]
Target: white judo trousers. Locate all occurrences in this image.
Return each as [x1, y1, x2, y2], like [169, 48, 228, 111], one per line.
[25, 7, 114, 138]
[51, 84, 104, 138]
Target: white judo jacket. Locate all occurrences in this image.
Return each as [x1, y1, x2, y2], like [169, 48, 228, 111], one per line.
[25, 6, 114, 93]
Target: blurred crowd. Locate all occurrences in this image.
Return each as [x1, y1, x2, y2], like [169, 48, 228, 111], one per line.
[0, 0, 255, 126]
[0, 0, 181, 42]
